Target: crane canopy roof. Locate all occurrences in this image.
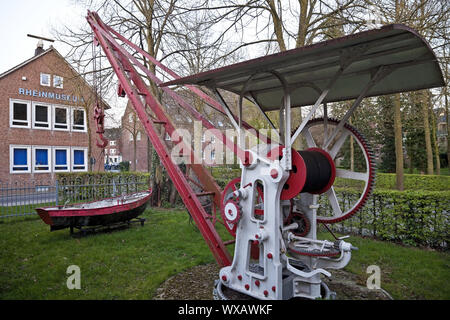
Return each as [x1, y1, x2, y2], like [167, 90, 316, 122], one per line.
[161, 24, 445, 111]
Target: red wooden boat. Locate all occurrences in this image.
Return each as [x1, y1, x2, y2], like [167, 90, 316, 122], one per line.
[36, 189, 152, 232]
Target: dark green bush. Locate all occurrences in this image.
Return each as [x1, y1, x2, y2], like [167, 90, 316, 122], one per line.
[325, 189, 449, 249]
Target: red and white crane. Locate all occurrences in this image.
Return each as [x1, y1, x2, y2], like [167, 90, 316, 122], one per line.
[87, 11, 444, 299]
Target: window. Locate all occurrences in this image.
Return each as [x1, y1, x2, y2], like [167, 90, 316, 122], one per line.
[33, 147, 51, 173]
[32, 102, 51, 129]
[53, 106, 69, 130]
[129, 132, 134, 141]
[128, 113, 134, 123]
[71, 108, 86, 132]
[110, 141, 116, 146]
[53, 147, 70, 172]
[72, 148, 87, 171]
[110, 149, 116, 155]
[10, 99, 31, 128]
[211, 150, 216, 160]
[53, 75, 63, 89]
[137, 132, 141, 141]
[40, 73, 50, 86]
[165, 133, 171, 141]
[10, 145, 31, 173]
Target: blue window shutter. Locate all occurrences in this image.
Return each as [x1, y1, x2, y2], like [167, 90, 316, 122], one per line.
[74, 150, 85, 165]
[13, 149, 27, 165]
[55, 150, 67, 165]
[35, 149, 48, 165]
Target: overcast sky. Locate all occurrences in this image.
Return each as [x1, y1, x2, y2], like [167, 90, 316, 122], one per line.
[0, 0, 85, 74]
[0, 0, 126, 126]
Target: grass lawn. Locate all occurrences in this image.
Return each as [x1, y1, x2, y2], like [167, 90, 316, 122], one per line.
[0, 207, 448, 300]
[319, 231, 450, 299]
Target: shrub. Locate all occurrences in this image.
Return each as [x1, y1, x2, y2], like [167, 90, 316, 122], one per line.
[327, 189, 449, 249]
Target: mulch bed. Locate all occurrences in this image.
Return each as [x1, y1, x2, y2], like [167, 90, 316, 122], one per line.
[154, 263, 391, 300]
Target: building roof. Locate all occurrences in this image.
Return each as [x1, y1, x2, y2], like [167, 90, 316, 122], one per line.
[162, 24, 445, 111]
[0, 46, 111, 110]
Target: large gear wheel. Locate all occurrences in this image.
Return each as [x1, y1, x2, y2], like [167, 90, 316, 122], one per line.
[284, 211, 310, 237]
[295, 118, 376, 224]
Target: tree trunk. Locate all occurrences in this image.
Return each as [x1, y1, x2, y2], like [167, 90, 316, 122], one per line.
[429, 91, 440, 175]
[169, 181, 178, 205]
[446, 88, 450, 168]
[422, 91, 434, 175]
[349, 117, 354, 171]
[394, 93, 404, 190]
[266, 0, 286, 51]
[133, 138, 137, 171]
[445, 65, 450, 169]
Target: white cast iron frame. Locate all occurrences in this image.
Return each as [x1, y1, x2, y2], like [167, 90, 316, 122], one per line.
[215, 44, 396, 300]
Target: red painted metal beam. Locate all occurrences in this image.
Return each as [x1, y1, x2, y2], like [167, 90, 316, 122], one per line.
[95, 12, 272, 144]
[87, 11, 232, 267]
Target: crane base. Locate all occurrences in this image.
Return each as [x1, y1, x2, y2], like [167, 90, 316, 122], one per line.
[213, 278, 336, 300]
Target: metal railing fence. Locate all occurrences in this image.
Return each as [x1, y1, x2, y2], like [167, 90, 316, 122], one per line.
[0, 176, 149, 219]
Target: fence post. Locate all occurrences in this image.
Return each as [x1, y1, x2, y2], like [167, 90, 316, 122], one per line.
[55, 179, 59, 206]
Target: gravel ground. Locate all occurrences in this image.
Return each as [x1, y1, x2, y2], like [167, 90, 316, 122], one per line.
[154, 263, 391, 300]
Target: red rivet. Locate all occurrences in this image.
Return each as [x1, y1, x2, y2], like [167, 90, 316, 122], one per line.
[245, 284, 249, 290]
[255, 234, 259, 239]
[272, 286, 276, 292]
[264, 290, 268, 297]
[237, 275, 242, 281]
[255, 280, 260, 287]
[228, 209, 232, 214]
[267, 253, 273, 259]
[270, 169, 278, 179]
[221, 275, 227, 281]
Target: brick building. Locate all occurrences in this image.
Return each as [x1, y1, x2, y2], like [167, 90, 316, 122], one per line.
[120, 102, 150, 172]
[103, 127, 122, 166]
[0, 42, 109, 184]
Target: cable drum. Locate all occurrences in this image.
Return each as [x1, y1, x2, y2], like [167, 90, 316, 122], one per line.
[298, 149, 335, 194]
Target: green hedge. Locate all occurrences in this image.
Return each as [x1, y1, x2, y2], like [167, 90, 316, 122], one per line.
[57, 171, 449, 248]
[212, 167, 450, 191]
[324, 189, 449, 249]
[373, 173, 450, 191]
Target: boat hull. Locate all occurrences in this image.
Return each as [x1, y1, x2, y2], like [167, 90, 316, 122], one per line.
[36, 190, 151, 231]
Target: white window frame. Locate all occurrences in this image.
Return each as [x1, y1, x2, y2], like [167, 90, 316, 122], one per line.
[71, 107, 87, 132]
[53, 105, 70, 131]
[110, 148, 116, 155]
[32, 101, 51, 130]
[10, 99, 31, 128]
[10, 145, 31, 173]
[137, 131, 141, 141]
[110, 140, 116, 146]
[52, 147, 70, 172]
[71, 147, 88, 172]
[40, 73, 51, 87]
[53, 75, 64, 89]
[32, 146, 51, 173]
